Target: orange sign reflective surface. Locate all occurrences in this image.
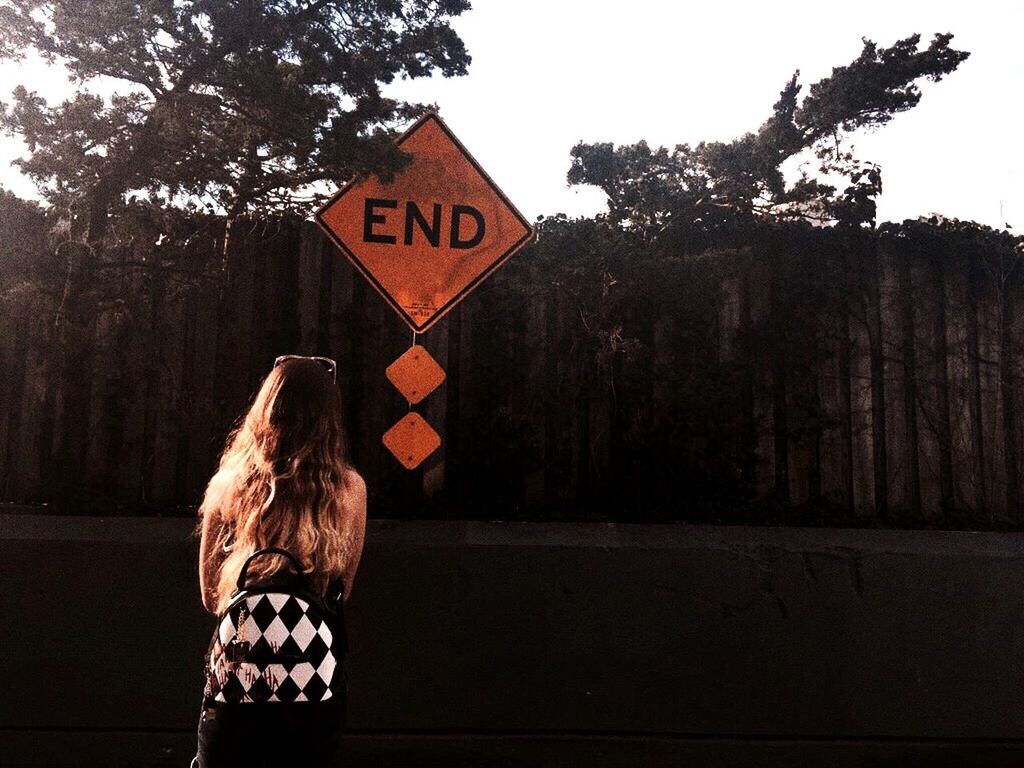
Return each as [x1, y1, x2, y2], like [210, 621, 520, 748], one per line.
[386, 344, 445, 404]
[382, 412, 441, 470]
[315, 112, 534, 332]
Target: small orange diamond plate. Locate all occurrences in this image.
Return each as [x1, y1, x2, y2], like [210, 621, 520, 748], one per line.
[382, 412, 441, 470]
[386, 344, 446, 404]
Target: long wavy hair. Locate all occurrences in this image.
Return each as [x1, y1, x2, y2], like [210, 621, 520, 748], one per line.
[197, 358, 359, 613]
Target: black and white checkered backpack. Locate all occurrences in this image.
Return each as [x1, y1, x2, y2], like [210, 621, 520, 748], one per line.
[202, 547, 348, 705]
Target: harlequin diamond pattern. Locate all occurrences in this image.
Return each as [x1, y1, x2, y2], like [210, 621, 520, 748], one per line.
[206, 593, 339, 703]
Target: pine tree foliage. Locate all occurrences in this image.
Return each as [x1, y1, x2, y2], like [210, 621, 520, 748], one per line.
[0, 0, 472, 223]
[567, 34, 969, 237]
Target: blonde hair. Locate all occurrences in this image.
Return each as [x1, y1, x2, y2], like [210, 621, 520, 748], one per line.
[197, 358, 358, 613]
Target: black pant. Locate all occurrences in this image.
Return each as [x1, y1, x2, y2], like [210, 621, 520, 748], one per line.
[196, 693, 347, 768]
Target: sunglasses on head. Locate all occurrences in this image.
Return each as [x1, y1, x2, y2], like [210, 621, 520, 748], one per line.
[273, 355, 337, 382]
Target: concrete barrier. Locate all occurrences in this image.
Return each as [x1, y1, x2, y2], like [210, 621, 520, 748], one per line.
[1, 514, 1022, 766]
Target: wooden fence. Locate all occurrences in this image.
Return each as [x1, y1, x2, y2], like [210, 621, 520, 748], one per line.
[0, 217, 1021, 525]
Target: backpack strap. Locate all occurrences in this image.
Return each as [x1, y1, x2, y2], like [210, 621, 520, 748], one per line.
[236, 547, 306, 590]
[327, 584, 349, 656]
[325, 576, 345, 609]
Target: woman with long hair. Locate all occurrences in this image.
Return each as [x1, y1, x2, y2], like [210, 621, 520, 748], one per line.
[193, 355, 367, 767]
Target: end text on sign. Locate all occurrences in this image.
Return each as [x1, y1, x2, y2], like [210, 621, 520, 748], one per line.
[363, 198, 486, 250]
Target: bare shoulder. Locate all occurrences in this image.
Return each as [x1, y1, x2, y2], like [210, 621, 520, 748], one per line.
[341, 469, 367, 547]
[343, 468, 367, 500]
[342, 468, 366, 518]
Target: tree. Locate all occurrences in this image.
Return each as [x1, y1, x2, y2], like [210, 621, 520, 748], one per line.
[0, 188, 47, 292]
[0, 0, 472, 233]
[0, 0, 472, 512]
[567, 34, 969, 241]
[564, 33, 971, 518]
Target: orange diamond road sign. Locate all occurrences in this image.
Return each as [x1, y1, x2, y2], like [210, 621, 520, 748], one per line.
[382, 412, 442, 470]
[386, 344, 445, 405]
[315, 112, 534, 332]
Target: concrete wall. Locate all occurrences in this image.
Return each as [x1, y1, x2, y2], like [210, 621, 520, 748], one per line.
[1, 514, 1023, 766]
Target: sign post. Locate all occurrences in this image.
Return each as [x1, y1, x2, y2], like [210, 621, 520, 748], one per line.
[315, 112, 534, 469]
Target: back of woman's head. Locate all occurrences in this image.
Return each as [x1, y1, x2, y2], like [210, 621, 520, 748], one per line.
[198, 358, 358, 612]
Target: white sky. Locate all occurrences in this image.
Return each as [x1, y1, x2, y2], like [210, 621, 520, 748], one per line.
[1, 0, 1021, 229]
